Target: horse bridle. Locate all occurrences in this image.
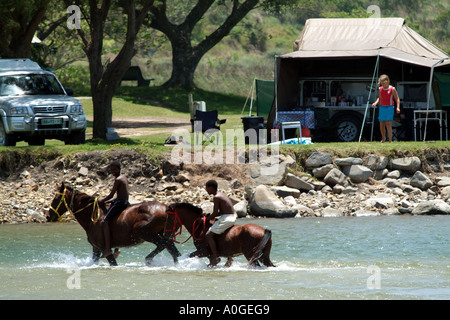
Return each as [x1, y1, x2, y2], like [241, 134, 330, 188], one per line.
[49, 188, 75, 222]
[164, 207, 207, 243]
[50, 187, 101, 222]
[164, 208, 184, 242]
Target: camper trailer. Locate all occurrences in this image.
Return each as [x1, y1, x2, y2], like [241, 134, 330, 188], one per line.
[271, 18, 450, 142]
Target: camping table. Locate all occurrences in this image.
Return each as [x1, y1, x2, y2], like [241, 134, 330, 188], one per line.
[276, 111, 315, 129]
[413, 110, 448, 141]
[281, 121, 303, 144]
[276, 110, 315, 144]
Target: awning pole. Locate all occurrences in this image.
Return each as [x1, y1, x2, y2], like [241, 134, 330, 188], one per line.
[274, 56, 279, 125]
[423, 58, 449, 141]
[249, 78, 256, 116]
[359, 54, 380, 142]
[241, 78, 255, 115]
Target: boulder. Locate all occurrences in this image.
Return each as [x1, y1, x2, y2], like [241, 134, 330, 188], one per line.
[376, 156, 389, 170]
[363, 154, 379, 171]
[248, 154, 295, 186]
[366, 194, 394, 209]
[284, 173, 315, 191]
[386, 170, 401, 179]
[373, 169, 388, 180]
[335, 157, 362, 166]
[384, 208, 401, 215]
[270, 185, 301, 198]
[342, 186, 358, 194]
[321, 207, 343, 217]
[410, 171, 433, 190]
[436, 177, 450, 187]
[390, 156, 421, 173]
[312, 164, 335, 178]
[305, 152, 332, 168]
[234, 200, 248, 218]
[342, 165, 373, 183]
[352, 210, 380, 217]
[323, 168, 347, 186]
[249, 185, 298, 218]
[78, 167, 89, 177]
[441, 186, 450, 199]
[200, 201, 214, 214]
[412, 199, 450, 215]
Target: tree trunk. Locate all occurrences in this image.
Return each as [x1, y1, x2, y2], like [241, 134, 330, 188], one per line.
[91, 86, 114, 138]
[164, 39, 202, 89]
[70, 0, 152, 139]
[151, 0, 260, 89]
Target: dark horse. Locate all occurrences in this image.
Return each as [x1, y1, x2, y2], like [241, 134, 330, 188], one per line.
[164, 203, 275, 268]
[47, 182, 180, 266]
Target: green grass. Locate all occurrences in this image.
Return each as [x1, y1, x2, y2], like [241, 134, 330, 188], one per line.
[116, 86, 247, 115]
[2, 86, 450, 172]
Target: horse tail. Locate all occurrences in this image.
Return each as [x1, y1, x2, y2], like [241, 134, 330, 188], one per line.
[249, 228, 273, 266]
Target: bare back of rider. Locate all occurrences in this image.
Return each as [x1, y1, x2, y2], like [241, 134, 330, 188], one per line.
[204, 180, 236, 267]
[99, 162, 130, 259]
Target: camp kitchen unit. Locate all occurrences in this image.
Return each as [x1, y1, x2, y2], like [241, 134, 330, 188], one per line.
[270, 18, 450, 142]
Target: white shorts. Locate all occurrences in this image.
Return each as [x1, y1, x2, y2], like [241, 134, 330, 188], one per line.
[209, 214, 236, 234]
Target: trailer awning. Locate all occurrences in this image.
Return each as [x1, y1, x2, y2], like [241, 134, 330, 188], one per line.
[282, 18, 449, 68]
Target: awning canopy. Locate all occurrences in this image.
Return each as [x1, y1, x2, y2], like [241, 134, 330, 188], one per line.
[282, 18, 449, 68]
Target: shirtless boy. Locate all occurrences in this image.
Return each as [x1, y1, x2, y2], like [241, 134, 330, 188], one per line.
[204, 180, 236, 267]
[99, 161, 129, 258]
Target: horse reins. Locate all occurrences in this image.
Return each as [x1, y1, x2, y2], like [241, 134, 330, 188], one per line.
[50, 187, 101, 223]
[165, 209, 185, 243]
[165, 208, 207, 244]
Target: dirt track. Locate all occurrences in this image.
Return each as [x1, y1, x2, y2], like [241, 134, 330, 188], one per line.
[85, 116, 191, 138]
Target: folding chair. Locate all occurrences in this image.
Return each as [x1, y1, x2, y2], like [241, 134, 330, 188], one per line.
[191, 110, 226, 144]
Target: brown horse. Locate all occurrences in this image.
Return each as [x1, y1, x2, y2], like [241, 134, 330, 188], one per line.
[47, 182, 180, 266]
[164, 203, 275, 268]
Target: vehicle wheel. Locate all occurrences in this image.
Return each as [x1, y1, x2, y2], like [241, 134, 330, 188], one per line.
[0, 121, 16, 146]
[334, 115, 362, 142]
[65, 130, 86, 145]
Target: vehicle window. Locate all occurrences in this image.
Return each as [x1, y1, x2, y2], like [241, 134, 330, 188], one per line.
[0, 74, 65, 96]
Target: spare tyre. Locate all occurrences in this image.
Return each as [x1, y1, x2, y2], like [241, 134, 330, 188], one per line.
[334, 115, 362, 142]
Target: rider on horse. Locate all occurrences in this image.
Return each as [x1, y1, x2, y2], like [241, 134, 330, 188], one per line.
[204, 180, 236, 267]
[99, 161, 130, 259]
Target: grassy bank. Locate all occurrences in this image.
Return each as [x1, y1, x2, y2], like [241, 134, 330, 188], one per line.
[1, 86, 450, 176]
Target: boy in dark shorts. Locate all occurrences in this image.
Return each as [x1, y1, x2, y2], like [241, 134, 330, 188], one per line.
[99, 161, 129, 258]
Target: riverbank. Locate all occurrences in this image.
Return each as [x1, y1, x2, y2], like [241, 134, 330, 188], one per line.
[2, 146, 450, 224]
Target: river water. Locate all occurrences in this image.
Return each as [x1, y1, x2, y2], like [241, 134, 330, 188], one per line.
[1, 216, 449, 300]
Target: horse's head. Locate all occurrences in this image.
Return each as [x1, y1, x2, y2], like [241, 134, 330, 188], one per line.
[163, 203, 204, 241]
[163, 203, 181, 240]
[47, 182, 72, 222]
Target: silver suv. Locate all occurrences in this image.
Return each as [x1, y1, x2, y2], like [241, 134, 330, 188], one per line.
[0, 59, 86, 146]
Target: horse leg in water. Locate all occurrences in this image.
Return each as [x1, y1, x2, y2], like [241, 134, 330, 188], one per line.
[145, 243, 165, 265]
[92, 248, 101, 263]
[93, 247, 119, 266]
[92, 247, 120, 263]
[106, 254, 118, 266]
[224, 257, 233, 267]
[144, 235, 180, 265]
[166, 240, 181, 263]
